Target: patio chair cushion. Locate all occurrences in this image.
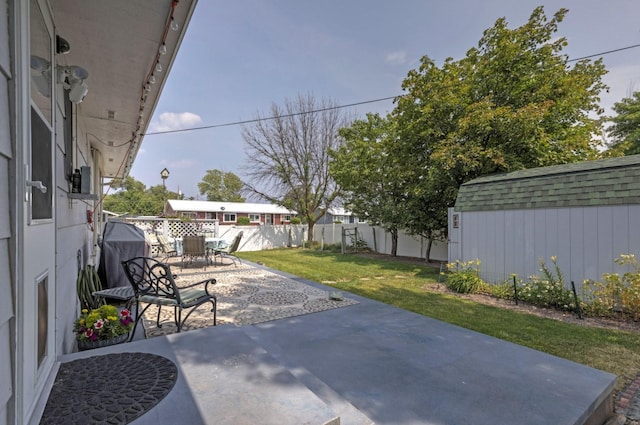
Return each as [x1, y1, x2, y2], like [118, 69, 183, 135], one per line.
[140, 287, 208, 306]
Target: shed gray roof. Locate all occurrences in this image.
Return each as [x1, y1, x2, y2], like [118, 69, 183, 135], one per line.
[454, 155, 640, 212]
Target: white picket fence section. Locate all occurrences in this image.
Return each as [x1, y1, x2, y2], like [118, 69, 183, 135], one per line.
[112, 217, 448, 262]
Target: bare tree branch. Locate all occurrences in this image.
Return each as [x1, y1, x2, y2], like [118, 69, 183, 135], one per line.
[242, 93, 352, 240]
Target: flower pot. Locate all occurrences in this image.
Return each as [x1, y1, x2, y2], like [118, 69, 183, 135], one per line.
[77, 333, 128, 351]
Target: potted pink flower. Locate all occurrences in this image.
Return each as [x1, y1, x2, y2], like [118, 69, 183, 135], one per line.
[74, 304, 134, 350]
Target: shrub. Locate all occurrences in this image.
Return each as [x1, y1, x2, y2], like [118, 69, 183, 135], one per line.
[237, 217, 250, 225]
[317, 243, 342, 253]
[488, 281, 516, 300]
[583, 254, 640, 319]
[517, 256, 576, 310]
[290, 217, 302, 224]
[445, 259, 484, 294]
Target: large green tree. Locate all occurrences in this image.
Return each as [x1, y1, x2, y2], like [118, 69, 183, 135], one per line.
[102, 176, 178, 216]
[331, 113, 407, 256]
[198, 169, 245, 202]
[392, 6, 607, 239]
[607, 91, 640, 155]
[242, 93, 351, 241]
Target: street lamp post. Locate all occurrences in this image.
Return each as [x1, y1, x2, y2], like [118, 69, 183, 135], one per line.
[160, 168, 170, 188]
[160, 168, 170, 215]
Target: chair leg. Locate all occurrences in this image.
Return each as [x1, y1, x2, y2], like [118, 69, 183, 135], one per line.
[156, 305, 163, 328]
[176, 308, 183, 332]
[129, 300, 152, 342]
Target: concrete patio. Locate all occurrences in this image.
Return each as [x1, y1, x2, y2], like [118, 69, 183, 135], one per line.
[48, 262, 616, 425]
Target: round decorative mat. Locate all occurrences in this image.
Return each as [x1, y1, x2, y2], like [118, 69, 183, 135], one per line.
[40, 352, 177, 425]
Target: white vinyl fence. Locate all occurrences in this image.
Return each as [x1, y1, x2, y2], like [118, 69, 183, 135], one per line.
[110, 217, 448, 261]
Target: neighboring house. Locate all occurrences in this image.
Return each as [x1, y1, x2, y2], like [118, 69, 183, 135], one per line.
[448, 155, 640, 291]
[316, 207, 362, 224]
[165, 199, 296, 225]
[2, 1, 196, 423]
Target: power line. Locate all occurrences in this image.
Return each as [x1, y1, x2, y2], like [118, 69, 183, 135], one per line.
[568, 43, 640, 62]
[144, 43, 640, 136]
[144, 96, 398, 136]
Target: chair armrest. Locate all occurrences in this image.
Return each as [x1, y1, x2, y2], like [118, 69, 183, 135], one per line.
[180, 278, 217, 295]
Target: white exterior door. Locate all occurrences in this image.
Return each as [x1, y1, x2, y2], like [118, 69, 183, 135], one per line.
[16, 0, 57, 422]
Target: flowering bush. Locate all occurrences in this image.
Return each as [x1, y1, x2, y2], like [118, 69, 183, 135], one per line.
[517, 256, 576, 310]
[445, 259, 484, 294]
[74, 305, 134, 342]
[584, 254, 640, 319]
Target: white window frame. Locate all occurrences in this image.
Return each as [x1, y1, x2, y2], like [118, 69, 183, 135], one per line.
[248, 213, 260, 223]
[223, 213, 236, 222]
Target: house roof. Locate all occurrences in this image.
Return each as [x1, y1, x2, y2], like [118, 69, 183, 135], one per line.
[51, 0, 197, 179]
[166, 200, 296, 215]
[326, 207, 354, 216]
[454, 154, 640, 212]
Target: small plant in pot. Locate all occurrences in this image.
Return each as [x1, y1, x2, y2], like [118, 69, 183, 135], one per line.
[74, 304, 134, 350]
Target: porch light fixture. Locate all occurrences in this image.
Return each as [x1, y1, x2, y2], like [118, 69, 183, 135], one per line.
[58, 65, 89, 104]
[56, 35, 71, 54]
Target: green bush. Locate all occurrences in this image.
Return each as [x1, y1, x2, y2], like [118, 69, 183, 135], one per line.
[583, 254, 640, 319]
[237, 216, 250, 225]
[445, 259, 484, 294]
[488, 281, 515, 299]
[318, 243, 342, 253]
[290, 217, 301, 224]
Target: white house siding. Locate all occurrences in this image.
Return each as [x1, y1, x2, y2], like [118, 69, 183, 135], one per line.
[452, 205, 640, 293]
[54, 124, 95, 355]
[0, 0, 14, 422]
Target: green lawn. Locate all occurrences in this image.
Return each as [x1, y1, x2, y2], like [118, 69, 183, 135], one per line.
[238, 248, 640, 393]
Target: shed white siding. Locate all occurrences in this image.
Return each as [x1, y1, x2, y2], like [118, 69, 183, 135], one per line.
[451, 205, 640, 293]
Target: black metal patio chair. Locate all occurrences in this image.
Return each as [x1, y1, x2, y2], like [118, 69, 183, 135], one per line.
[121, 256, 217, 341]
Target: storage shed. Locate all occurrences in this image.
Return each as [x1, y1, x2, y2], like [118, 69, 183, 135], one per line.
[448, 154, 640, 291]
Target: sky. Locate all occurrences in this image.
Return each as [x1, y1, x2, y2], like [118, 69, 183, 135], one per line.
[130, 0, 640, 199]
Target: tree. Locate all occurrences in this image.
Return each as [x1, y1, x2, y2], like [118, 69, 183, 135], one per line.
[392, 6, 607, 240]
[242, 93, 351, 241]
[331, 113, 407, 256]
[102, 176, 178, 216]
[607, 91, 640, 155]
[198, 169, 245, 202]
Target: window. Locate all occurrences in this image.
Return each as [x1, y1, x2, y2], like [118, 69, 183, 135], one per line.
[181, 212, 197, 219]
[29, 0, 53, 221]
[31, 108, 52, 220]
[283, 215, 291, 222]
[453, 214, 460, 229]
[249, 214, 260, 223]
[223, 213, 236, 222]
[205, 212, 215, 219]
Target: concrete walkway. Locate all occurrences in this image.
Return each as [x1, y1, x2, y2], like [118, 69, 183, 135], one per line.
[54, 264, 616, 425]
